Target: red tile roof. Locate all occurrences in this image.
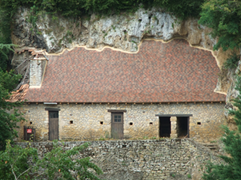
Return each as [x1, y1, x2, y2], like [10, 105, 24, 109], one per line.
[9, 84, 29, 102]
[25, 39, 226, 103]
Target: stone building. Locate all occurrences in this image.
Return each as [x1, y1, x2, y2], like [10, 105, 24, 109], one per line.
[13, 39, 226, 142]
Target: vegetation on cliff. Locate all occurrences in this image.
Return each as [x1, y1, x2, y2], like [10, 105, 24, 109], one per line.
[203, 77, 241, 179]
[199, 0, 241, 51]
[1, 0, 203, 20]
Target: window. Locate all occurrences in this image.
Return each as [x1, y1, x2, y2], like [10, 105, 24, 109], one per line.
[49, 111, 58, 118]
[114, 115, 122, 122]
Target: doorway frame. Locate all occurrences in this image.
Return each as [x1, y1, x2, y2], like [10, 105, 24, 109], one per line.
[111, 112, 124, 139]
[156, 114, 192, 138]
[45, 108, 60, 141]
[177, 116, 190, 138]
[159, 116, 171, 138]
[108, 109, 126, 139]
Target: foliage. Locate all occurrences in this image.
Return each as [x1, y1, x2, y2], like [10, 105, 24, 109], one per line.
[199, 0, 241, 51]
[1, 0, 203, 20]
[0, 8, 12, 71]
[0, 140, 103, 180]
[0, 140, 38, 180]
[36, 141, 103, 179]
[223, 52, 240, 69]
[150, 0, 204, 20]
[0, 69, 23, 150]
[0, 44, 15, 59]
[203, 76, 241, 180]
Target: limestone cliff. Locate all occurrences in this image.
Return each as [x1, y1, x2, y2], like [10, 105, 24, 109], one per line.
[11, 7, 238, 115]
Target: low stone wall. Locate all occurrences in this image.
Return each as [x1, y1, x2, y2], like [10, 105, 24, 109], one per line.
[17, 139, 223, 180]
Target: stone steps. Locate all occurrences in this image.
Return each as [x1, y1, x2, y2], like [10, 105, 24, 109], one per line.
[200, 143, 220, 153]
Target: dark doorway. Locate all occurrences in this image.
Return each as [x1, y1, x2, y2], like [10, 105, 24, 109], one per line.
[159, 117, 171, 137]
[177, 117, 189, 138]
[111, 112, 124, 139]
[49, 111, 59, 140]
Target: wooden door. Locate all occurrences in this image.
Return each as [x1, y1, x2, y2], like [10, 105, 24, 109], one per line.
[49, 111, 59, 140]
[111, 113, 124, 139]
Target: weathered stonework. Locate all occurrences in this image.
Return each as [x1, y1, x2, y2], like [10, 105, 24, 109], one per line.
[170, 116, 177, 138]
[18, 103, 225, 143]
[29, 59, 47, 87]
[16, 139, 224, 180]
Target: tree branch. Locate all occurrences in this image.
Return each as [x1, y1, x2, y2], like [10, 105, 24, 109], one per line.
[15, 59, 28, 73]
[11, 164, 18, 180]
[14, 62, 30, 90]
[17, 167, 31, 179]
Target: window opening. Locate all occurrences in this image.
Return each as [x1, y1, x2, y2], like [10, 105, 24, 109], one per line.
[114, 115, 122, 122]
[49, 111, 58, 118]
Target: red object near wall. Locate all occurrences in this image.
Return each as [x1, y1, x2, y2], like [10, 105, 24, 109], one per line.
[24, 126, 35, 141]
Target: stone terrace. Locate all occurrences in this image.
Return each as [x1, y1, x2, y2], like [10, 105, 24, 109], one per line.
[17, 139, 224, 180]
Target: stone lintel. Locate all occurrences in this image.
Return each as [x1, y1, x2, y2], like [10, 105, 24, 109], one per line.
[156, 114, 192, 117]
[107, 109, 127, 113]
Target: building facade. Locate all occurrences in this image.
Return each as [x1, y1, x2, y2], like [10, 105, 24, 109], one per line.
[13, 39, 226, 142]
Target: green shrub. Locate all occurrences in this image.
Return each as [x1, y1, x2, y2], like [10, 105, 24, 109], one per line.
[1, 0, 204, 20]
[199, 0, 241, 51]
[0, 140, 103, 180]
[223, 53, 240, 69]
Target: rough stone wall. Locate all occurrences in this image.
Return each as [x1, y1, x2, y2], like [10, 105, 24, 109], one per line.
[16, 139, 223, 180]
[18, 103, 225, 143]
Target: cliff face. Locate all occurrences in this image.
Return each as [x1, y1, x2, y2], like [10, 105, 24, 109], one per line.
[11, 7, 238, 116]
